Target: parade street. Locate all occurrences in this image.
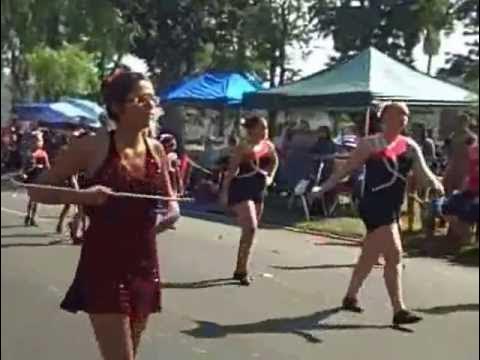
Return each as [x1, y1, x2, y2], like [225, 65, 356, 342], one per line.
[1, 188, 479, 360]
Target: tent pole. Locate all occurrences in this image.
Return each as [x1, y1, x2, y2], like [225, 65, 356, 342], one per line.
[364, 106, 371, 137]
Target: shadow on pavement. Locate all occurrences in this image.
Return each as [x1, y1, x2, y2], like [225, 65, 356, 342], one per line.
[0, 232, 55, 239]
[1, 224, 28, 229]
[182, 307, 401, 344]
[314, 241, 362, 248]
[163, 278, 240, 289]
[415, 304, 479, 315]
[271, 264, 355, 271]
[1, 240, 70, 248]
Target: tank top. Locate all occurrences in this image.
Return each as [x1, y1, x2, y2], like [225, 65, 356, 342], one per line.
[237, 140, 274, 178]
[362, 135, 415, 203]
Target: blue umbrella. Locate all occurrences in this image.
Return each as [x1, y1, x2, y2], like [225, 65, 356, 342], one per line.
[160, 72, 263, 107]
[13, 102, 98, 128]
[63, 97, 105, 120]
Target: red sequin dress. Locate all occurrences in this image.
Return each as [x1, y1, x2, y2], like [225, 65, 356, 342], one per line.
[61, 133, 171, 317]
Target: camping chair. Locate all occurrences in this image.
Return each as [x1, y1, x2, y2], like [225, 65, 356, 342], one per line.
[288, 157, 341, 220]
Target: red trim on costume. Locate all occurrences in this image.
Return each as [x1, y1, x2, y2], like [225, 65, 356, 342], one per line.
[248, 140, 271, 161]
[372, 136, 408, 160]
[32, 149, 49, 166]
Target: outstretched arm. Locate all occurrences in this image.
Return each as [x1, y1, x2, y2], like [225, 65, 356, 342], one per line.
[409, 138, 444, 195]
[319, 139, 371, 194]
[221, 145, 244, 194]
[28, 136, 100, 205]
[266, 142, 279, 186]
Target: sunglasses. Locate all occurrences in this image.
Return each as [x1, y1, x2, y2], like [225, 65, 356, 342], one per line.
[126, 94, 161, 107]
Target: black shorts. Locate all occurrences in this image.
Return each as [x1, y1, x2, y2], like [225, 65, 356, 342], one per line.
[358, 196, 402, 233]
[228, 173, 267, 207]
[24, 167, 44, 183]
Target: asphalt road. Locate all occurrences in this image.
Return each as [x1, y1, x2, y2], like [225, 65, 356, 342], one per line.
[1, 187, 479, 360]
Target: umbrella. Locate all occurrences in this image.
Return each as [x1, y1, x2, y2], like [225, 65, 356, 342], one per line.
[13, 102, 100, 128]
[63, 97, 105, 119]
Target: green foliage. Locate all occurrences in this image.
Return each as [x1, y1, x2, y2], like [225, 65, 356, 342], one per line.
[310, 0, 453, 68]
[114, 0, 312, 88]
[440, 0, 479, 81]
[26, 44, 99, 100]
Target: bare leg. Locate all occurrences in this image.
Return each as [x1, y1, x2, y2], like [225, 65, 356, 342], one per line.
[255, 202, 264, 222]
[130, 315, 149, 357]
[57, 204, 71, 233]
[89, 314, 134, 360]
[232, 201, 258, 280]
[345, 227, 384, 299]
[382, 223, 406, 313]
[30, 202, 38, 226]
[25, 200, 33, 226]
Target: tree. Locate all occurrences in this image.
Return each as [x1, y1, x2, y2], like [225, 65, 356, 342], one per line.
[439, 0, 479, 82]
[417, 0, 453, 75]
[309, 0, 452, 67]
[242, 0, 313, 87]
[111, 0, 212, 88]
[26, 44, 99, 101]
[1, 0, 133, 100]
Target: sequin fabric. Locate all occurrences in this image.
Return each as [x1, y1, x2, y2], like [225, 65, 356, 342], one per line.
[61, 132, 170, 316]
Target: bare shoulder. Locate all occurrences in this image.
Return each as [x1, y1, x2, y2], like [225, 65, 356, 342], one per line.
[404, 136, 422, 153]
[145, 136, 167, 159]
[236, 141, 251, 155]
[264, 139, 277, 152]
[70, 130, 110, 176]
[72, 130, 106, 150]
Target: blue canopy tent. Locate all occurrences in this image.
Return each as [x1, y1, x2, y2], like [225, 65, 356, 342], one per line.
[160, 71, 263, 107]
[13, 102, 102, 128]
[63, 98, 105, 125]
[159, 71, 264, 152]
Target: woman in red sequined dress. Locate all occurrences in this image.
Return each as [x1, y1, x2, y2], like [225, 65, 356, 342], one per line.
[28, 69, 180, 360]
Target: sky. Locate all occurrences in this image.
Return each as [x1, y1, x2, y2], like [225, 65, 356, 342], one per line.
[290, 23, 470, 77]
[122, 23, 471, 79]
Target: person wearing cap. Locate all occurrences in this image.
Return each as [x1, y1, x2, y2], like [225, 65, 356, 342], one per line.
[317, 102, 444, 326]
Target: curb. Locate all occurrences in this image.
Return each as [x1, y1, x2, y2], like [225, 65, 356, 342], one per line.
[182, 208, 363, 244]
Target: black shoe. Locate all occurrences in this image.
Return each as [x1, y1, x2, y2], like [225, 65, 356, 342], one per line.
[233, 272, 252, 286]
[393, 310, 423, 326]
[56, 224, 62, 234]
[30, 219, 38, 227]
[24, 216, 30, 227]
[342, 297, 364, 313]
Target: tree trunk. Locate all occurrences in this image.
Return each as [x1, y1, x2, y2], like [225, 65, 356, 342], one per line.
[162, 104, 186, 155]
[218, 108, 226, 138]
[279, 0, 289, 86]
[268, 110, 278, 138]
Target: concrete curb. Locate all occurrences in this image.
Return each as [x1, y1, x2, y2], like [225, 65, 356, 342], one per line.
[182, 208, 363, 244]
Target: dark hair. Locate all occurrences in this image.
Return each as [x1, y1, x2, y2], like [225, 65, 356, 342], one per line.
[318, 126, 332, 140]
[101, 66, 149, 122]
[357, 108, 382, 135]
[240, 116, 265, 131]
[228, 134, 238, 146]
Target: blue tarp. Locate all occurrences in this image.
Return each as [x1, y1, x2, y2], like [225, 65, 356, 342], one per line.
[160, 72, 263, 107]
[63, 98, 105, 122]
[13, 102, 101, 128]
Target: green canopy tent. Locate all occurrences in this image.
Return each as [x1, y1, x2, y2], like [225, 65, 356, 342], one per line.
[243, 47, 478, 109]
